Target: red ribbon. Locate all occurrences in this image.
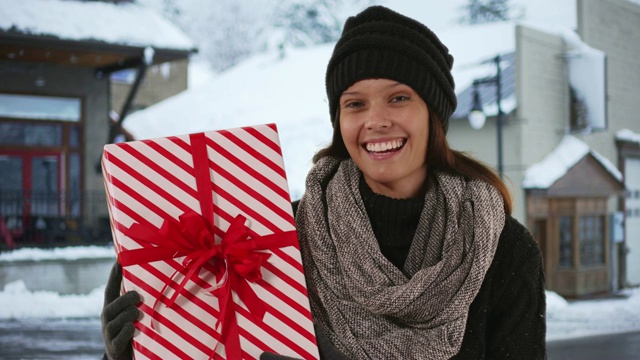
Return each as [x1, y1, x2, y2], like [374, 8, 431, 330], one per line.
[118, 132, 297, 359]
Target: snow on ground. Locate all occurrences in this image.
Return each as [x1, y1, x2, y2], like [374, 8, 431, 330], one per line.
[0, 246, 639, 341]
[545, 288, 640, 341]
[0, 245, 115, 262]
[0, 280, 105, 320]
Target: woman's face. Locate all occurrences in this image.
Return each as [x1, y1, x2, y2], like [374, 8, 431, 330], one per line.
[339, 78, 429, 199]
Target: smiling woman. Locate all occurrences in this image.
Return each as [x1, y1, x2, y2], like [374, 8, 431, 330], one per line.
[292, 5, 545, 359]
[100, 5, 546, 360]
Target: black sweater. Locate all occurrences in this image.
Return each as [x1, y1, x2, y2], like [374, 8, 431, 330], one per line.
[452, 215, 546, 359]
[293, 193, 547, 359]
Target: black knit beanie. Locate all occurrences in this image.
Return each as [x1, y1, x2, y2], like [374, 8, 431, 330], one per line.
[326, 5, 457, 133]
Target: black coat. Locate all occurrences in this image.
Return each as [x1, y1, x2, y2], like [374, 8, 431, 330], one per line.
[451, 215, 546, 359]
[293, 200, 547, 359]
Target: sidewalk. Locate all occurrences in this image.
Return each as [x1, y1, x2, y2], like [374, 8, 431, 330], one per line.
[1, 317, 639, 360]
[547, 330, 640, 360]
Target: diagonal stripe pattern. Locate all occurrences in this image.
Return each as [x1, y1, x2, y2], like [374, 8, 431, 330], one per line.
[102, 124, 319, 360]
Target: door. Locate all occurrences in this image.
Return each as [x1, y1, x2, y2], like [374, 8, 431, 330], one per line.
[0, 151, 62, 241]
[0, 155, 24, 240]
[534, 219, 549, 277]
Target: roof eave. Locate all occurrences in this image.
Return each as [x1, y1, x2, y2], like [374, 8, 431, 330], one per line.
[0, 31, 197, 68]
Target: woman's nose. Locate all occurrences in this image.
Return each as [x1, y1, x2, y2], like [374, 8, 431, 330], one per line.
[365, 105, 392, 130]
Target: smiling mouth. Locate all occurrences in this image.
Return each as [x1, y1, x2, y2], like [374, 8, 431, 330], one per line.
[365, 139, 405, 154]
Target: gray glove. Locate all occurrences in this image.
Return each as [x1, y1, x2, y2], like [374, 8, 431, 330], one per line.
[101, 262, 140, 360]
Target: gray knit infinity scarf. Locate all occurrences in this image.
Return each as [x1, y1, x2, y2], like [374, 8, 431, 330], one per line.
[296, 158, 505, 359]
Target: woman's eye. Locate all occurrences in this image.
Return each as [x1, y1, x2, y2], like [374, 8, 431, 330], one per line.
[343, 101, 363, 109]
[391, 95, 410, 103]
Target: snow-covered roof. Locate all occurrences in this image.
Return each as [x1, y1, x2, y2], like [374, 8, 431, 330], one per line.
[443, 22, 517, 100]
[120, 0, 581, 197]
[0, 0, 195, 51]
[523, 135, 623, 189]
[616, 129, 640, 144]
[450, 19, 601, 121]
[124, 45, 336, 199]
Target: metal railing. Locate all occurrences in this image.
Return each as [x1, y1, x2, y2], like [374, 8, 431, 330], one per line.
[0, 190, 112, 250]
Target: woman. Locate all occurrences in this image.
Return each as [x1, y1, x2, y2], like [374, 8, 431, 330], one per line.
[102, 5, 546, 359]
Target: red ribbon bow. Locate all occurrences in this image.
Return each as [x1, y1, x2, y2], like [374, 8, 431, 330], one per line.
[118, 132, 297, 359]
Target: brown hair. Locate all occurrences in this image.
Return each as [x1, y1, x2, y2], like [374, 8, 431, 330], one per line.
[313, 109, 513, 215]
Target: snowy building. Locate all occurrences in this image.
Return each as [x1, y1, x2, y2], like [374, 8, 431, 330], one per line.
[448, 0, 640, 296]
[63, 0, 637, 298]
[0, 0, 197, 248]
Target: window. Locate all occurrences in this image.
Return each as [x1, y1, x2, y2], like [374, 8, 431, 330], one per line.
[69, 153, 81, 217]
[30, 156, 60, 216]
[569, 86, 589, 131]
[579, 216, 605, 267]
[0, 94, 81, 122]
[566, 46, 606, 132]
[69, 126, 81, 148]
[559, 216, 573, 268]
[110, 69, 137, 84]
[0, 156, 23, 218]
[0, 122, 62, 147]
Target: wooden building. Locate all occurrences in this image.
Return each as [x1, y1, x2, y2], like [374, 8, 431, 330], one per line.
[447, 0, 640, 296]
[524, 136, 624, 297]
[0, 0, 196, 248]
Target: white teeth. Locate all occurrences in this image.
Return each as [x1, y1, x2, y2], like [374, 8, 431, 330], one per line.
[366, 139, 404, 153]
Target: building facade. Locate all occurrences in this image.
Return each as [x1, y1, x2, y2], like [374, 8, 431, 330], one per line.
[0, 0, 195, 249]
[448, 0, 640, 296]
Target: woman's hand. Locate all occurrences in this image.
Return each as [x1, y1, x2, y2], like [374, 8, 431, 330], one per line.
[101, 262, 140, 360]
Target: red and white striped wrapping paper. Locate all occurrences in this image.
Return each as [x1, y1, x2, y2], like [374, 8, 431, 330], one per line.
[101, 124, 319, 360]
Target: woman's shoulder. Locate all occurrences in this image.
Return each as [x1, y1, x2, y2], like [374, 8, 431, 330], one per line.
[499, 216, 539, 254]
[491, 216, 543, 273]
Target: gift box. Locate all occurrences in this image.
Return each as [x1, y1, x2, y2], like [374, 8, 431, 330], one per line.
[102, 124, 319, 360]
